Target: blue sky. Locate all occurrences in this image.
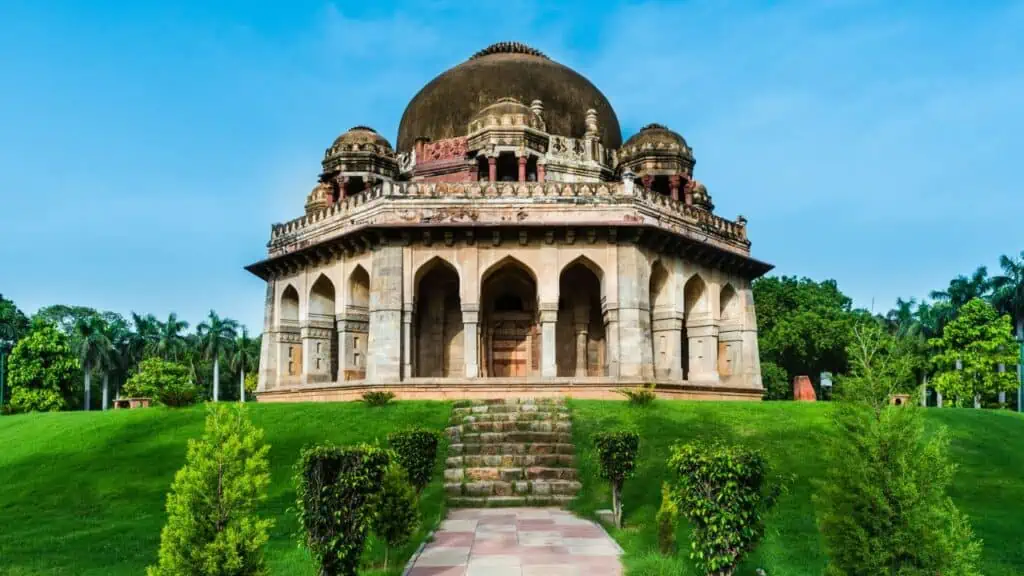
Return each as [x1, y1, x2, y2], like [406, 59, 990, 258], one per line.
[1, 0, 1022, 331]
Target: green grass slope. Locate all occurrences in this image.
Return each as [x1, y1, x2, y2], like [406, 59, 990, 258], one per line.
[570, 401, 1024, 576]
[0, 402, 451, 576]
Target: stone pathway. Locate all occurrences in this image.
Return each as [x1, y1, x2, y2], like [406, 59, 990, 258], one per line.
[405, 508, 623, 576]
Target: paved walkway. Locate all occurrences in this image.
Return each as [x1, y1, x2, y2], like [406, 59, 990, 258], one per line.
[405, 508, 623, 576]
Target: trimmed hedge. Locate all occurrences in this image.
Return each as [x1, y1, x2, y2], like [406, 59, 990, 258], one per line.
[387, 428, 440, 493]
[593, 429, 640, 528]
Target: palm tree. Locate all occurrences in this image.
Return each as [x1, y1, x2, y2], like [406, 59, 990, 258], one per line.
[74, 316, 114, 411]
[886, 297, 920, 338]
[992, 251, 1024, 410]
[230, 328, 258, 402]
[155, 313, 189, 361]
[197, 311, 239, 402]
[930, 266, 992, 329]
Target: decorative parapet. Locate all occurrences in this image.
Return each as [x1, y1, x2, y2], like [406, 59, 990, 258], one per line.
[268, 180, 749, 255]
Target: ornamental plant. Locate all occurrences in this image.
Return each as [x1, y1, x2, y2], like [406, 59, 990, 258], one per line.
[387, 428, 440, 492]
[6, 322, 79, 413]
[656, 481, 679, 555]
[147, 404, 273, 576]
[295, 443, 391, 576]
[669, 441, 782, 576]
[361, 390, 395, 406]
[123, 357, 198, 407]
[371, 462, 419, 570]
[593, 429, 639, 528]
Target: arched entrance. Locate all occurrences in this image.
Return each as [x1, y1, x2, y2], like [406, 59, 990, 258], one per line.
[280, 285, 301, 379]
[649, 261, 672, 379]
[481, 259, 539, 377]
[343, 265, 370, 380]
[557, 259, 606, 376]
[308, 275, 338, 383]
[415, 259, 463, 377]
[682, 274, 708, 379]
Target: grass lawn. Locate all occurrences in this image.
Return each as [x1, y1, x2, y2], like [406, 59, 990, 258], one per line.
[570, 400, 1024, 576]
[0, 401, 452, 575]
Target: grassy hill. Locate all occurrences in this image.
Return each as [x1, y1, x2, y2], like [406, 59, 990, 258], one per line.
[570, 401, 1024, 575]
[1, 401, 1023, 575]
[0, 402, 452, 575]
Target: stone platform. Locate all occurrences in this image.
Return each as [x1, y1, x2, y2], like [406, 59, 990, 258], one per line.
[256, 377, 762, 402]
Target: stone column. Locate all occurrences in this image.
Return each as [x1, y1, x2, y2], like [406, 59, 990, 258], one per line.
[652, 310, 683, 380]
[301, 321, 333, 384]
[641, 174, 653, 192]
[683, 180, 694, 205]
[739, 289, 763, 389]
[540, 303, 558, 378]
[463, 306, 480, 378]
[518, 154, 528, 182]
[669, 175, 681, 202]
[603, 305, 620, 377]
[686, 320, 720, 383]
[488, 156, 497, 183]
[402, 304, 414, 379]
[616, 244, 653, 380]
[536, 160, 546, 183]
[367, 242, 404, 382]
[257, 282, 276, 392]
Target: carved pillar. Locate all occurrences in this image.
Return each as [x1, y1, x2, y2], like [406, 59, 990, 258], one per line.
[463, 306, 479, 378]
[683, 180, 694, 206]
[604, 306, 620, 377]
[402, 305, 414, 380]
[669, 175, 681, 202]
[641, 174, 653, 192]
[488, 156, 497, 183]
[536, 160, 546, 183]
[540, 304, 558, 378]
[518, 154, 528, 182]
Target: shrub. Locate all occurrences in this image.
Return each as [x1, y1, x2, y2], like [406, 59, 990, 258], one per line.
[615, 383, 657, 406]
[656, 481, 678, 555]
[123, 358, 198, 407]
[361, 390, 395, 406]
[669, 441, 782, 576]
[6, 323, 79, 413]
[295, 444, 390, 576]
[372, 462, 419, 570]
[387, 428, 440, 492]
[147, 404, 273, 576]
[816, 323, 983, 575]
[593, 429, 640, 528]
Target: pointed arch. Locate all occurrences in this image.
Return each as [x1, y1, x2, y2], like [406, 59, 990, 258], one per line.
[684, 274, 708, 318]
[280, 284, 299, 323]
[481, 255, 538, 286]
[415, 257, 463, 377]
[720, 283, 739, 321]
[649, 260, 672, 310]
[557, 256, 606, 376]
[413, 256, 462, 300]
[480, 256, 540, 377]
[348, 265, 370, 310]
[309, 274, 337, 316]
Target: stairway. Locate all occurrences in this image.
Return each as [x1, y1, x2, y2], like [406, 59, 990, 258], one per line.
[444, 398, 581, 507]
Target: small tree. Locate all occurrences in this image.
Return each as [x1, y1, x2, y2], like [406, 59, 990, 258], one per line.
[148, 404, 273, 576]
[123, 357, 199, 407]
[816, 322, 983, 575]
[295, 444, 390, 576]
[930, 298, 1017, 406]
[669, 442, 781, 576]
[387, 428, 440, 493]
[372, 462, 419, 570]
[6, 323, 79, 413]
[656, 481, 679, 555]
[593, 430, 639, 528]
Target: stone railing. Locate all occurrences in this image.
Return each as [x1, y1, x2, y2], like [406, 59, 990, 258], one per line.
[270, 180, 748, 245]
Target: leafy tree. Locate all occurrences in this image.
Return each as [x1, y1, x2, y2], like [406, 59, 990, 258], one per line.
[387, 428, 440, 493]
[992, 251, 1024, 340]
[753, 276, 861, 396]
[0, 294, 31, 407]
[230, 328, 258, 403]
[123, 358, 199, 407]
[930, 298, 1017, 407]
[593, 430, 639, 528]
[295, 444, 391, 576]
[197, 311, 239, 402]
[930, 266, 992, 330]
[155, 313, 190, 361]
[669, 441, 782, 576]
[6, 322, 80, 413]
[74, 315, 115, 411]
[371, 463, 418, 570]
[148, 404, 273, 576]
[816, 322, 982, 575]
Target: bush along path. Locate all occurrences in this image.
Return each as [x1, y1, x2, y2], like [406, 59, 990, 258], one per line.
[444, 397, 581, 506]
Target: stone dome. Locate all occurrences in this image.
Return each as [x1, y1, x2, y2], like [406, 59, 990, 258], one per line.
[468, 97, 545, 133]
[325, 126, 394, 160]
[619, 123, 692, 161]
[397, 42, 621, 152]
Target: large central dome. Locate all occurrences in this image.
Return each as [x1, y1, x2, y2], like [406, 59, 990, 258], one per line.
[397, 42, 622, 153]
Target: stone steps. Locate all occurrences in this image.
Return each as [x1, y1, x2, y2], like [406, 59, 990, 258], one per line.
[445, 398, 579, 508]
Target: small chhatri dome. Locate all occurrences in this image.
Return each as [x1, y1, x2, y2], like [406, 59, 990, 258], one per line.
[468, 97, 545, 132]
[397, 41, 621, 152]
[621, 123, 691, 155]
[327, 126, 394, 156]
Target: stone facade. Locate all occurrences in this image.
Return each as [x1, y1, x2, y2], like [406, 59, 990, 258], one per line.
[246, 42, 773, 401]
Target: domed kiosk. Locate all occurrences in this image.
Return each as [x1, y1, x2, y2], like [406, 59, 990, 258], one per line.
[246, 42, 773, 402]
